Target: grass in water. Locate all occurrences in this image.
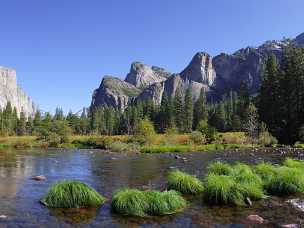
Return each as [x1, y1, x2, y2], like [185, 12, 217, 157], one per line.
[41, 181, 105, 208]
[111, 189, 149, 217]
[283, 158, 304, 170]
[207, 161, 233, 176]
[203, 174, 245, 205]
[265, 166, 304, 196]
[111, 189, 186, 217]
[167, 171, 204, 195]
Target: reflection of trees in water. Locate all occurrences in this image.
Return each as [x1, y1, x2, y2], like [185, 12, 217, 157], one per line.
[89, 153, 168, 195]
[49, 207, 98, 224]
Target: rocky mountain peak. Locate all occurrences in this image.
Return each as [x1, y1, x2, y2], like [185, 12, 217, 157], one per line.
[0, 66, 36, 117]
[125, 62, 170, 89]
[180, 52, 216, 86]
[295, 32, 304, 45]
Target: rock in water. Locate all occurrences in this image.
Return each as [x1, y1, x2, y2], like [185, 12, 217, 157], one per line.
[246, 215, 264, 224]
[0, 67, 36, 117]
[33, 175, 46, 181]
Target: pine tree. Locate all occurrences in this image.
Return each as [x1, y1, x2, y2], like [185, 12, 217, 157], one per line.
[173, 89, 184, 132]
[194, 89, 208, 129]
[17, 111, 27, 136]
[184, 88, 193, 132]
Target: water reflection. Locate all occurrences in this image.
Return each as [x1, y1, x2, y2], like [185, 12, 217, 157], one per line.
[0, 148, 301, 227]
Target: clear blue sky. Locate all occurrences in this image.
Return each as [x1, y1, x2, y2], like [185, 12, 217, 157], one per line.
[0, 0, 303, 113]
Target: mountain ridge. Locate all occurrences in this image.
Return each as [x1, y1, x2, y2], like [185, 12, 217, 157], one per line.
[91, 32, 303, 110]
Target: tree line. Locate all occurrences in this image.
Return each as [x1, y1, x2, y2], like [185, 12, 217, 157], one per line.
[1, 43, 303, 145]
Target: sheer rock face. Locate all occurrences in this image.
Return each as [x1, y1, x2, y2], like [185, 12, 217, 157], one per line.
[212, 40, 286, 97]
[180, 52, 216, 86]
[91, 32, 304, 110]
[125, 62, 170, 89]
[295, 32, 304, 45]
[91, 76, 140, 111]
[0, 67, 36, 117]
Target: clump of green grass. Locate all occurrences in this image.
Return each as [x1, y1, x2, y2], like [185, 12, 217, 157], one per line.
[232, 163, 262, 185]
[41, 181, 105, 208]
[204, 162, 265, 205]
[111, 189, 149, 217]
[111, 189, 186, 217]
[207, 161, 233, 176]
[167, 171, 204, 195]
[203, 174, 245, 205]
[145, 190, 186, 215]
[255, 162, 277, 185]
[283, 158, 304, 170]
[265, 166, 304, 196]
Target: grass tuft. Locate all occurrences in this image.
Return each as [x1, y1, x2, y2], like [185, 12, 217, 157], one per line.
[203, 174, 245, 205]
[41, 181, 105, 208]
[167, 171, 204, 195]
[207, 161, 233, 176]
[111, 189, 149, 217]
[283, 158, 304, 170]
[111, 189, 186, 217]
[265, 166, 304, 196]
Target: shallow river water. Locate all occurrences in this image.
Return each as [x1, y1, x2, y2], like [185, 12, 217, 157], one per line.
[0, 148, 303, 227]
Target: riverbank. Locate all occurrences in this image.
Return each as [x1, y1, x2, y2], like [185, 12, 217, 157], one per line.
[0, 132, 285, 153]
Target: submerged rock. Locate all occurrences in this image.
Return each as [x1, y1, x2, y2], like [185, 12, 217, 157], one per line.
[33, 175, 46, 181]
[287, 199, 304, 212]
[0, 215, 7, 219]
[281, 224, 299, 228]
[246, 215, 264, 224]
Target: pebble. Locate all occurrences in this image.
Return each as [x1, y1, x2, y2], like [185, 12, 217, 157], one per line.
[0, 215, 7, 219]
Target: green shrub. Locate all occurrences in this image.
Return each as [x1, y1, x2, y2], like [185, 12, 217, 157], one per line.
[41, 181, 105, 208]
[203, 174, 245, 205]
[167, 171, 204, 195]
[111, 189, 186, 217]
[207, 161, 233, 176]
[265, 167, 304, 196]
[109, 142, 140, 153]
[134, 118, 156, 145]
[258, 130, 278, 147]
[189, 131, 206, 144]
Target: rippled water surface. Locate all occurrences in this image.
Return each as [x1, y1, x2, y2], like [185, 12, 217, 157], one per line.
[0, 148, 303, 227]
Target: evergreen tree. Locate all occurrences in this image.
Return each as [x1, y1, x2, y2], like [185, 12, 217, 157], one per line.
[184, 88, 193, 132]
[17, 111, 27, 136]
[173, 89, 184, 132]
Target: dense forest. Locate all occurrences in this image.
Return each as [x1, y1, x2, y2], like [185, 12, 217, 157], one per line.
[0, 44, 303, 145]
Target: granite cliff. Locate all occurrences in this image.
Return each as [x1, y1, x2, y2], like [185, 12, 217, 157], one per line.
[91, 32, 304, 110]
[0, 67, 36, 117]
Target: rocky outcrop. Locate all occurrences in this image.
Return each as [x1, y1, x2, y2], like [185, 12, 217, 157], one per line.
[295, 32, 304, 45]
[0, 67, 36, 117]
[91, 32, 304, 110]
[180, 52, 216, 86]
[125, 62, 170, 89]
[91, 76, 140, 111]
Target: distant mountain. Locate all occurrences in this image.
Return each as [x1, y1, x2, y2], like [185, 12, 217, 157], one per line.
[0, 67, 36, 117]
[91, 32, 304, 110]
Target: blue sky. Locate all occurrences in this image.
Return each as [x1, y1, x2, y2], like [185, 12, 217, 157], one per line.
[0, 0, 303, 113]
